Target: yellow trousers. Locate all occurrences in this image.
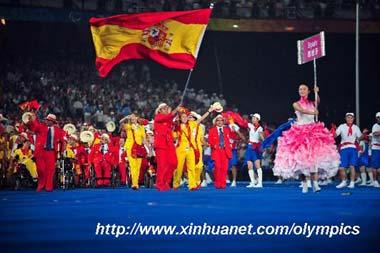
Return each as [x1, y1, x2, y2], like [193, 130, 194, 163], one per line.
[194, 147, 203, 186]
[126, 148, 142, 188]
[21, 159, 38, 179]
[173, 147, 197, 189]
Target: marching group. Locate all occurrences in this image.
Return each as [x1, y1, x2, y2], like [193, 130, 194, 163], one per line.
[0, 83, 379, 193]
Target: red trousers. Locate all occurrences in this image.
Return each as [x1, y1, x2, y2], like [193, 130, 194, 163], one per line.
[94, 160, 111, 186]
[138, 159, 149, 184]
[212, 149, 229, 189]
[118, 162, 127, 185]
[35, 150, 56, 192]
[155, 147, 177, 191]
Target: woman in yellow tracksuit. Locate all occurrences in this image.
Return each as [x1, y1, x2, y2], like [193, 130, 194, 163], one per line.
[188, 112, 206, 187]
[13, 141, 38, 179]
[123, 114, 146, 190]
[173, 107, 213, 190]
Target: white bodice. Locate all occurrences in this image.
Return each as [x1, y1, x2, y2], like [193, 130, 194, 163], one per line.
[295, 102, 315, 125]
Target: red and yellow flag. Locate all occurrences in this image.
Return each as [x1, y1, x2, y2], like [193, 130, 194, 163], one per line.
[19, 99, 41, 111]
[90, 8, 212, 77]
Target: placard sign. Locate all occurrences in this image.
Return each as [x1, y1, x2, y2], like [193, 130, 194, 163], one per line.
[297, 32, 326, 65]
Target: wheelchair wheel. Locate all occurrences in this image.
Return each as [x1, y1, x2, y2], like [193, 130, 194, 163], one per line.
[149, 175, 155, 188]
[144, 172, 150, 188]
[111, 167, 121, 188]
[89, 166, 96, 188]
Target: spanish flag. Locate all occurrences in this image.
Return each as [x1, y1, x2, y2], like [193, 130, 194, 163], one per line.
[90, 8, 212, 77]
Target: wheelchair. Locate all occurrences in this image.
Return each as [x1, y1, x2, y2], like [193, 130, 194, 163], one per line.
[143, 157, 156, 189]
[87, 165, 97, 188]
[0, 161, 8, 189]
[10, 163, 36, 190]
[56, 158, 75, 190]
[111, 166, 121, 188]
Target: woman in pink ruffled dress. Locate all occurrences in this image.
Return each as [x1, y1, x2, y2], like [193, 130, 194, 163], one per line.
[273, 84, 340, 193]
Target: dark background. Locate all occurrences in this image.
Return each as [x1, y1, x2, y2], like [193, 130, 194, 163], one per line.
[1, 21, 379, 128]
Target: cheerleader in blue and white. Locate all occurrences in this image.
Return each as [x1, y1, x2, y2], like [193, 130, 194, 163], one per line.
[273, 84, 340, 193]
[356, 128, 370, 186]
[369, 112, 380, 188]
[241, 113, 265, 188]
[334, 113, 362, 189]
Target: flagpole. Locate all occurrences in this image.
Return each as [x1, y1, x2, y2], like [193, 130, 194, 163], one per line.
[355, 0, 360, 127]
[179, 69, 193, 105]
[313, 58, 318, 122]
[179, 3, 213, 106]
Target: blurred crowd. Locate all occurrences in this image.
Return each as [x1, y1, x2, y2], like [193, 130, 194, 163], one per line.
[2, 60, 229, 130]
[3, 0, 380, 19]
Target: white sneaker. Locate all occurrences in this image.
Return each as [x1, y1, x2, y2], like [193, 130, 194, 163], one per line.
[307, 179, 312, 188]
[374, 181, 380, 188]
[201, 180, 208, 187]
[326, 178, 332, 184]
[359, 180, 367, 186]
[313, 181, 321, 192]
[355, 178, 361, 184]
[246, 182, 255, 188]
[367, 181, 374, 186]
[205, 173, 213, 184]
[319, 180, 328, 186]
[253, 182, 263, 188]
[336, 181, 348, 189]
[275, 179, 283, 184]
[348, 181, 355, 189]
[226, 179, 231, 184]
[302, 182, 308, 193]
[230, 181, 237, 187]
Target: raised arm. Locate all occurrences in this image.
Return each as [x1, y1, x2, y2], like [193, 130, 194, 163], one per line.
[196, 105, 215, 125]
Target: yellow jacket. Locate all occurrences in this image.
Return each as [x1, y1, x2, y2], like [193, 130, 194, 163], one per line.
[64, 144, 76, 159]
[124, 123, 146, 150]
[173, 121, 201, 150]
[13, 148, 33, 163]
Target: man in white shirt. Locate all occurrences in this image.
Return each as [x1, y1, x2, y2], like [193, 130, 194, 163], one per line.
[335, 113, 362, 189]
[369, 112, 380, 187]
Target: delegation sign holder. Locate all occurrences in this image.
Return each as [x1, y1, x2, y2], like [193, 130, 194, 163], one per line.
[297, 31, 326, 122]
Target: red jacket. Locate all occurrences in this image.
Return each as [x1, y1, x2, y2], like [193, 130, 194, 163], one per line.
[115, 146, 127, 164]
[89, 143, 115, 165]
[75, 144, 89, 165]
[109, 134, 120, 148]
[208, 126, 233, 160]
[28, 119, 65, 158]
[153, 113, 175, 149]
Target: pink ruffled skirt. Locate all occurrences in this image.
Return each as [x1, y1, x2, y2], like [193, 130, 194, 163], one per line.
[273, 122, 340, 179]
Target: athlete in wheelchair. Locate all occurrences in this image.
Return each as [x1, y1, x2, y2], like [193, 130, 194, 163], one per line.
[10, 140, 38, 190]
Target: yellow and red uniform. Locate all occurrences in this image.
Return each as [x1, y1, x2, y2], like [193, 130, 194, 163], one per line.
[173, 120, 200, 189]
[13, 147, 38, 179]
[194, 124, 205, 186]
[124, 123, 145, 188]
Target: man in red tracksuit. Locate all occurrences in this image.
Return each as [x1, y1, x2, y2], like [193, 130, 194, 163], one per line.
[153, 103, 179, 191]
[89, 133, 115, 187]
[75, 140, 91, 186]
[27, 113, 65, 192]
[208, 114, 232, 189]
